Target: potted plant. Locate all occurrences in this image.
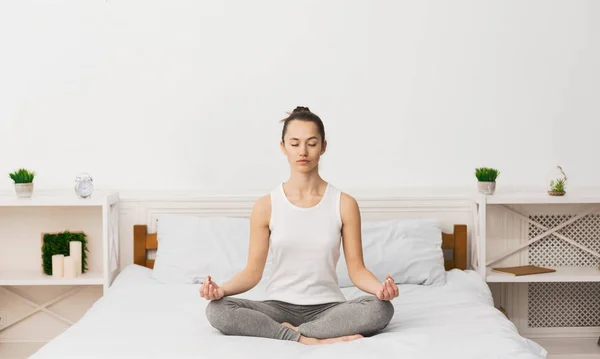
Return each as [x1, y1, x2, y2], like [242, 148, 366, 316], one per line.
[9, 168, 36, 198]
[41, 230, 89, 275]
[547, 165, 567, 196]
[475, 167, 500, 195]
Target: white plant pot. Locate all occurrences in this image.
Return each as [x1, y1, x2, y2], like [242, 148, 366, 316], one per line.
[478, 181, 496, 195]
[15, 183, 34, 198]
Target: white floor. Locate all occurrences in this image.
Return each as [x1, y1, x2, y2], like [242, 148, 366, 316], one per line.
[0, 343, 45, 359]
[2, 338, 599, 358]
[532, 337, 600, 359]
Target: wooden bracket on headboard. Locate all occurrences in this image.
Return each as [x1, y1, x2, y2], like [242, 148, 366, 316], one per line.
[134, 224, 157, 269]
[442, 224, 468, 270]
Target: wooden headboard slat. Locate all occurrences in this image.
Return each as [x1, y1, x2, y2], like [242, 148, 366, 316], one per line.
[147, 233, 158, 249]
[453, 224, 467, 270]
[133, 223, 469, 271]
[133, 224, 148, 267]
[441, 232, 455, 249]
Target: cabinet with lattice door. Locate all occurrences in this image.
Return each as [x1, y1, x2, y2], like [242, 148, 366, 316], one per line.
[473, 188, 600, 356]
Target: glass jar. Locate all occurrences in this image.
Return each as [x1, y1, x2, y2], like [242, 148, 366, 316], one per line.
[546, 165, 567, 195]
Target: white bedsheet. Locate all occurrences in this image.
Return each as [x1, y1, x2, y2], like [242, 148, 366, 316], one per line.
[30, 265, 547, 359]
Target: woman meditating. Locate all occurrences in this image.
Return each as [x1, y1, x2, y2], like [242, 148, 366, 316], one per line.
[201, 106, 398, 345]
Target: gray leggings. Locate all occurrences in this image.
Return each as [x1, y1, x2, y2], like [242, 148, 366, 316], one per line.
[205, 295, 394, 342]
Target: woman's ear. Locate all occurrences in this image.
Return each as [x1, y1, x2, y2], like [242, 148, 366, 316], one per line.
[320, 140, 327, 155]
[280, 140, 286, 154]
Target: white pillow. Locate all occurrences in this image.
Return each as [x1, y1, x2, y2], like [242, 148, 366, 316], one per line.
[336, 218, 446, 287]
[152, 214, 256, 284]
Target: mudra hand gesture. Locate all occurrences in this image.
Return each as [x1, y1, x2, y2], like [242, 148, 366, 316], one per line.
[199, 275, 225, 301]
[376, 274, 399, 301]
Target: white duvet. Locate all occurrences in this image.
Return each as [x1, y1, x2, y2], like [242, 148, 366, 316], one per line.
[30, 265, 547, 359]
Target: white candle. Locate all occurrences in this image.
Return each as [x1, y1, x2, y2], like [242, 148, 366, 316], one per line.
[52, 254, 64, 278]
[63, 256, 76, 278]
[69, 241, 82, 276]
[76, 258, 81, 276]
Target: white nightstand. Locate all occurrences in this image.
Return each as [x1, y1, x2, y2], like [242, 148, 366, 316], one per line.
[0, 191, 120, 353]
[474, 187, 600, 358]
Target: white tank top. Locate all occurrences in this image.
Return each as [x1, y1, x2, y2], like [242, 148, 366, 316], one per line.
[265, 182, 346, 305]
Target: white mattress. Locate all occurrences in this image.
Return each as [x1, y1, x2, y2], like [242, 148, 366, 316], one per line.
[30, 265, 547, 359]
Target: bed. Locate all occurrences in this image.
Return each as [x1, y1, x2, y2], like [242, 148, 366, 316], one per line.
[29, 218, 548, 359]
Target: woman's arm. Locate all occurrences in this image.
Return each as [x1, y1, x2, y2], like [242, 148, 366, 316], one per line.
[200, 194, 271, 300]
[340, 193, 398, 300]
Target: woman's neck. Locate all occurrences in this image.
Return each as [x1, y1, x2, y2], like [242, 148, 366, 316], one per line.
[284, 170, 326, 196]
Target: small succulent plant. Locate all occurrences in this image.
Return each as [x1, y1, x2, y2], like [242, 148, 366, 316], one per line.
[548, 165, 567, 195]
[9, 168, 35, 183]
[475, 167, 500, 182]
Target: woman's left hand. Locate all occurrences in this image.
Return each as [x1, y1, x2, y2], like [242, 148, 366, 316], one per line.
[376, 274, 399, 301]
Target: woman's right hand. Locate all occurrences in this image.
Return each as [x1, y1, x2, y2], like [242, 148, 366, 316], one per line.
[199, 275, 225, 301]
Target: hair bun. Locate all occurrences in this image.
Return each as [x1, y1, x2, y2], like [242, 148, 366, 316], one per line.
[293, 106, 311, 113]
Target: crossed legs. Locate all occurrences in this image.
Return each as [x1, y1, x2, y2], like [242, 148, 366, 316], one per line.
[205, 295, 394, 344]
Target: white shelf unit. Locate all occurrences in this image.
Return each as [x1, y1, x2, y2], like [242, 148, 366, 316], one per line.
[0, 191, 120, 292]
[0, 191, 120, 347]
[474, 187, 600, 356]
[486, 266, 600, 283]
[484, 188, 600, 205]
[0, 270, 105, 286]
[476, 188, 600, 283]
[0, 193, 117, 207]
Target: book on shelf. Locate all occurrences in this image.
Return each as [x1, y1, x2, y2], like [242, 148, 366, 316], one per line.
[491, 265, 556, 276]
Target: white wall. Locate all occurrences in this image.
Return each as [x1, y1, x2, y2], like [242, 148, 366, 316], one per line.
[1, 0, 599, 194]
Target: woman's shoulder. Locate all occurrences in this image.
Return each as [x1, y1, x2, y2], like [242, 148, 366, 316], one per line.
[327, 183, 356, 205]
[253, 183, 282, 209]
[332, 186, 359, 217]
[250, 193, 272, 225]
[337, 190, 360, 225]
[253, 193, 272, 212]
[339, 191, 359, 208]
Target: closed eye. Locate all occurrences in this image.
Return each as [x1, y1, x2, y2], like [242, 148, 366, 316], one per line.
[290, 143, 317, 147]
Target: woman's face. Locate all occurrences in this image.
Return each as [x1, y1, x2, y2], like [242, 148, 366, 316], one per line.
[280, 120, 327, 173]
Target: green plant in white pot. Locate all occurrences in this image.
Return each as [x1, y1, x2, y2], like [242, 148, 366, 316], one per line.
[475, 167, 500, 195]
[9, 168, 36, 198]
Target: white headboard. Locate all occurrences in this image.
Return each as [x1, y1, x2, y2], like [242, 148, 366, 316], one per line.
[118, 192, 479, 274]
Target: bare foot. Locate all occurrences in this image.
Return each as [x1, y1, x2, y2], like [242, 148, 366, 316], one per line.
[281, 322, 298, 331]
[282, 322, 363, 345]
[299, 334, 363, 345]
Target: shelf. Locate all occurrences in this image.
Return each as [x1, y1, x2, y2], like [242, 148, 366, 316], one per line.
[0, 270, 104, 286]
[486, 267, 600, 282]
[482, 188, 600, 204]
[0, 191, 118, 207]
